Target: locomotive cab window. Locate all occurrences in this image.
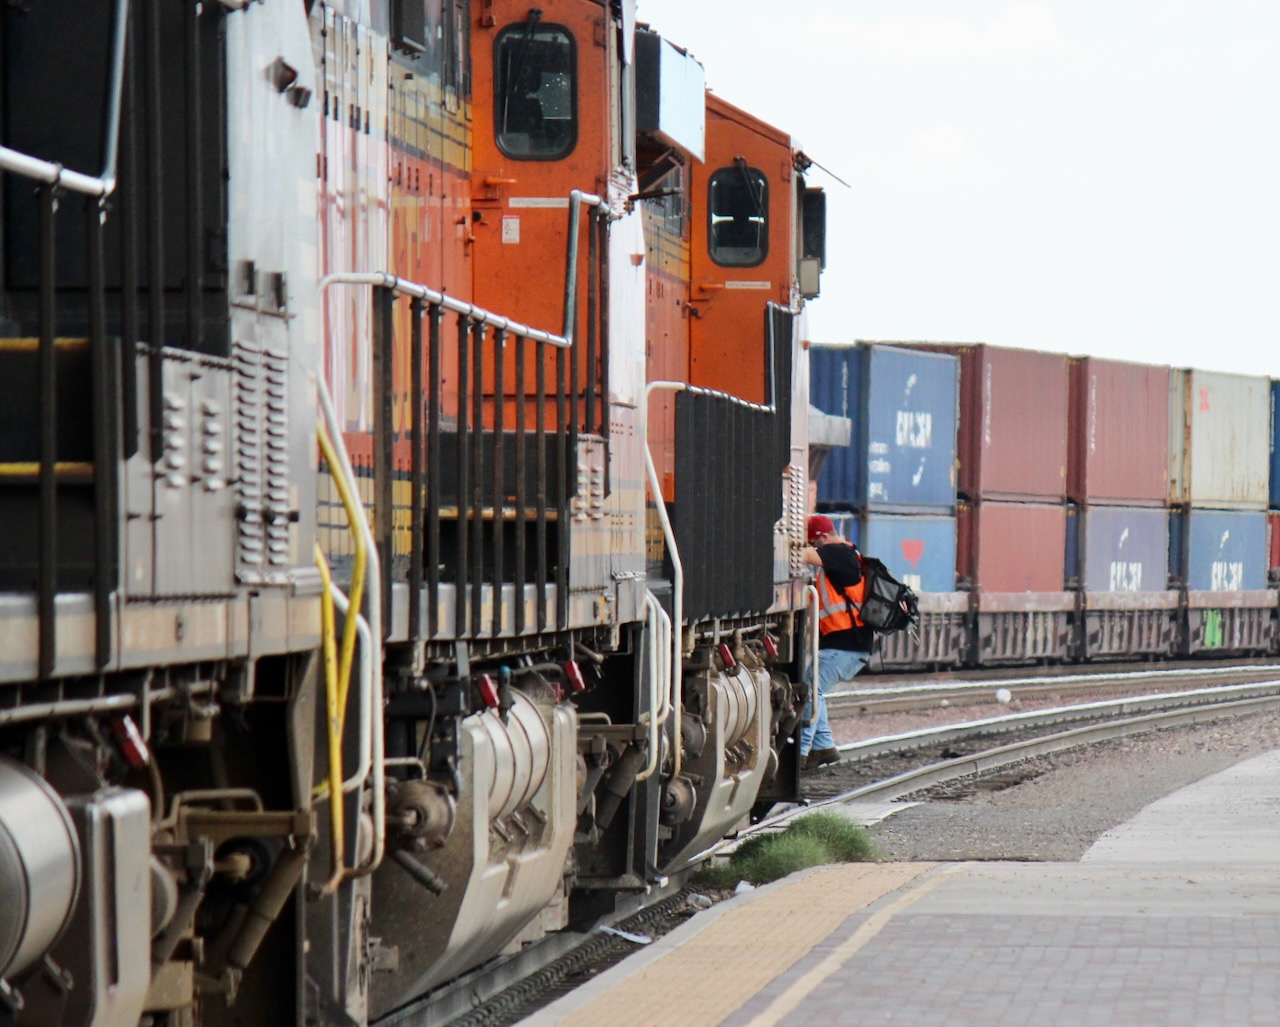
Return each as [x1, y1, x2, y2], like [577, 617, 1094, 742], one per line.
[708, 166, 768, 267]
[494, 22, 576, 160]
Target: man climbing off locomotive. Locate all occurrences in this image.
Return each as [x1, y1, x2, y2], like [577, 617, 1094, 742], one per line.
[799, 514, 875, 770]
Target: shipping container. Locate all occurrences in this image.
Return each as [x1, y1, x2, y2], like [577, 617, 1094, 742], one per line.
[1068, 357, 1169, 506]
[1077, 505, 1170, 593]
[1271, 380, 1280, 509]
[957, 500, 1067, 592]
[1168, 369, 1270, 509]
[1270, 512, 1280, 584]
[811, 344, 958, 513]
[1170, 508, 1268, 592]
[897, 343, 1069, 502]
[827, 511, 957, 593]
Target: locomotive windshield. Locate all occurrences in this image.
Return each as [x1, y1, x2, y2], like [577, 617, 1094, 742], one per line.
[708, 165, 769, 267]
[494, 22, 577, 160]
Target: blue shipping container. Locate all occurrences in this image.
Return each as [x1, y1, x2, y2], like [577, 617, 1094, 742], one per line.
[1271, 380, 1280, 509]
[827, 511, 957, 593]
[1175, 508, 1268, 591]
[1079, 506, 1169, 593]
[812, 345, 958, 513]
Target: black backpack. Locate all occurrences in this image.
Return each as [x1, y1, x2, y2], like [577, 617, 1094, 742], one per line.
[855, 555, 920, 635]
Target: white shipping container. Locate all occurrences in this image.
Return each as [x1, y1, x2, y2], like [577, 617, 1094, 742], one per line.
[1168, 369, 1270, 509]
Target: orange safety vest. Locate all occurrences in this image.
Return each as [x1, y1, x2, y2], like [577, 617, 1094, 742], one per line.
[815, 559, 867, 635]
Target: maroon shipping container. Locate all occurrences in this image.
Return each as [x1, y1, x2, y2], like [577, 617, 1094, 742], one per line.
[958, 500, 1067, 592]
[901, 343, 1069, 502]
[1270, 512, 1280, 584]
[1068, 357, 1170, 506]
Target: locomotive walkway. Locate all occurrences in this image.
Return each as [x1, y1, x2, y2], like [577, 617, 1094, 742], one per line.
[521, 751, 1280, 1026]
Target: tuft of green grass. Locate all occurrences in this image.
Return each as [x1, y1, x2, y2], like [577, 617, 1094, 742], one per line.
[693, 812, 876, 890]
[732, 833, 831, 884]
[785, 811, 876, 863]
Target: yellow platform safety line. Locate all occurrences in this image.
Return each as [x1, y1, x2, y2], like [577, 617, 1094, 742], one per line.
[313, 545, 345, 887]
[0, 337, 88, 351]
[551, 863, 937, 1027]
[744, 868, 947, 1027]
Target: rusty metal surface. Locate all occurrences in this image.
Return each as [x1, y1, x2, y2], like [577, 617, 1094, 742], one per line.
[914, 591, 971, 614]
[936, 344, 1070, 503]
[973, 590, 1075, 613]
[1271, 513, 1280, 578]
[1084, 589, 1180, 611]
[976, 608, 1072, 662]
[1185, 605, 1275, 654]
[1068, 357, 1169, 506]
[1083, 607, 1178, 657]
[958, 501, 1066, 593]
[876, 605, 968, 668]
[1185, 589, 1277, 610]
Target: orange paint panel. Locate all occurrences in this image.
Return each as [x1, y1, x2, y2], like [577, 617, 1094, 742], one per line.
[645, 266, 691, 501]
[689, 95, 795, 405]
[469, 0, 609, 335]
[464, 0, 615, 437]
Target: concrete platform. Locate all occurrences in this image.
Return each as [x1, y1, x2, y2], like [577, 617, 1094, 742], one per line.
[521, 750, 1280, 1026]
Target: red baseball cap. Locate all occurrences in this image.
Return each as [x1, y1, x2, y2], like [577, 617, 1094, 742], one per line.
[807, 514, 835, 543]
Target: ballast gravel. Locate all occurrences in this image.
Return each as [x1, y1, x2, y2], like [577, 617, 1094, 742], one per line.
[863, 708, 1280, 862]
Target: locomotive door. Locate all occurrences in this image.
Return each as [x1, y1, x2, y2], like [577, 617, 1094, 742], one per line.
[468, 1, 612, 432]
[688, 98, 795, 406]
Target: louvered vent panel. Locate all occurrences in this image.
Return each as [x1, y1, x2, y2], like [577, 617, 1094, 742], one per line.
[263, 348, 291, 575]
[234, 341, 267, 582]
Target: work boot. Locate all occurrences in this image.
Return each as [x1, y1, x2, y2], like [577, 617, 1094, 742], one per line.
[804, 747, 840, 771]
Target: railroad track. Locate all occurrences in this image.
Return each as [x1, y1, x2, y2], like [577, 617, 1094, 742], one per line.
[409, 673, 1280, 1026]
[769, 677, 1280, 818]
[829, 661, 1280, 716]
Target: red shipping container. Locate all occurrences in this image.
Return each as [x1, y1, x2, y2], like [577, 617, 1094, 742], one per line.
[902, 343, 1069, 502]
[1270, 512, 1280, 583]
[958, 500, 1067, 593]
[1068, 357, 1169, 506]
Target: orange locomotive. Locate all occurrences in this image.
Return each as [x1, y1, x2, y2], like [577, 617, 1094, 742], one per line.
[324, 6, 831, 1017]
[0, 2, 828, 1024]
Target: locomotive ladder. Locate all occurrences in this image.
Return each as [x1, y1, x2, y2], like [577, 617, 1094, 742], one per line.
[2, 155, 125, 680]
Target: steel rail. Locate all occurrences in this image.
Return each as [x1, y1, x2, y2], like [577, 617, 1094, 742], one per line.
[837, 679, 1280, 761]
[757, 689, 1280, 832]
[830, 661, 1280, 705]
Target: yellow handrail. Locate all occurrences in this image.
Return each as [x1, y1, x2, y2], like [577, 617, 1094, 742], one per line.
[317, 425, 366, 736]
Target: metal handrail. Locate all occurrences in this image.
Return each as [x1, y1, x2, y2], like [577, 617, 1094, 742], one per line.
[319, 272, 572, 348]
[314, 547, 347, 890]
[635, 592, 672, 783]
[804, 584, 820, 726]
[642, 381, 687, 779]
[316, 380, 386, 883]
[0, 0, 128, 197]
[561, 189, 605, 346]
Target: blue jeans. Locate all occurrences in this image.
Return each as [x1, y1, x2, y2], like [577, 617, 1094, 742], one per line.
[800, 648, 870, 755]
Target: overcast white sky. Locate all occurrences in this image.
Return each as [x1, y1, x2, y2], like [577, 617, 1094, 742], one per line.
[636, 1, 1280, 378]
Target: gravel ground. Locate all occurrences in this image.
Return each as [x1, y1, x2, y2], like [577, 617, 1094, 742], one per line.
[865, 707, 1280, 862]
